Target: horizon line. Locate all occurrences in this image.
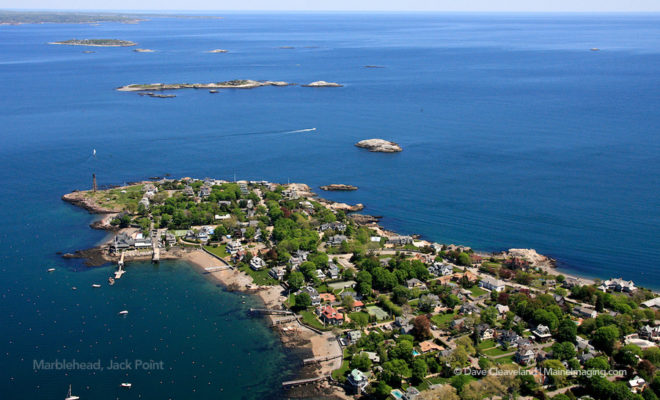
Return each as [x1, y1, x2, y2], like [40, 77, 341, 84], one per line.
[2, 8, 660, 14]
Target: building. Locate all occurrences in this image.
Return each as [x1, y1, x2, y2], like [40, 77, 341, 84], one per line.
[269, 266, 286, 281]
[300, 286, 321, 306]
[226, 240, 243, 255]
[419, 340, 443, 354]
[249, 256, 266, 271]
[289, 250, 309, 268]
[629, 376, 647, 394]
[134, 233, 152, 249]
[347, 369, 368, 394]
[515, 344, 536, 365]
[479, 276, 506, 292]
[496, 304, 510, 315]
[110, 233, 134, 253]
[406, 278, 426, 290]
[317, 304, 344, 325]
[532, 325, 552, 342]
[199, 185, 212, 198]
[403, 387, 420, 400]
[600, 278, 636, 293]
[320, 222, 347, 232]
[639, 325, 660, 341]
[460, 303, 481, 315]
[326, 262, 340, 279]
[327, 234, 348, 247]
[164, 232, 176, 246]
[387, 236, 414, 246]
[347, 330, 362, 344]
[573, 306, 598, 319]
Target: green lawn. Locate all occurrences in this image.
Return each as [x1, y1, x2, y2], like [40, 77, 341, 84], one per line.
[484, 347, 514, 357]
[300, 310, 331, 331]
[85, 184, 144, 211]
[431, 311, 457, 329]
[495, 355, 516, 365]
[203, 244, 228, 258]
[332, 359, 350, 381]
[238, 264, 278, 286]
[477, 340, 496, 350]
[469, 286, 488, 297]
[427, 376, 450, 385]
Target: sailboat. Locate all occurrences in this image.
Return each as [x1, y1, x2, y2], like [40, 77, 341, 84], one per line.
[65, 384, 80, 400]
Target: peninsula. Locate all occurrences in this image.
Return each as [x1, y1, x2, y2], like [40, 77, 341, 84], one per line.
[116, 79, 291, 92]
[63, 177, 659, 400]
[355, 139, 402, 153]
[50, 39, 137, 47]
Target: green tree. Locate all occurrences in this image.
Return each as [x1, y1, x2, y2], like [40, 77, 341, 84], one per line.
[294, 292, 311, 309]
[615, 344, 642, 367]
[556, 318, 578, 343]
[350, 353, 372, 371]
[373, 380, 393, 399]
[287, 271, 305, 292]
[412, 358, 428, 384]
[543, 359, 568, 387]
[592, 325, 620, 355]
[481, 306, 498, 326]
[457, 252, 472, 266]
[551, 342, 577, 361]
[382, 359, 411, 387]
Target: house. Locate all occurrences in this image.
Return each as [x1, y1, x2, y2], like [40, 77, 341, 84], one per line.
[249, 256, 266, 271]
[515, 344, 536, 365]
[320, 293, 336, 303]
[532, 325, 553, 342]
[199, 185, 212, 198]
[600, 278, 636, 293]
[315, 269, 326, 281]
[134, 233, 152, 248]
[269, 266, 286, 281]
[347, 330, 362, 344]
[639, 325, 660, 341]
[317, 304, 344, 325]
[496, 304, 510, 315]
[164, 232, 176, 246]
[226, 240, 243, 255]
[361, 351, 381, 363]
[476, 324, 495, 341]
[138, 197, 150, 208]
[573, 306, 598, 319]
[460, 303, 481, 315]
[419, 340, 443, 354]
[110, 233, 135, 253]
[183, 185, 195, 196]
[406, 278, 426, 290]
[450, 318, 466, 330]
[289, 250, 309, 268]
[217, 200, 232, 208]
[576, 336, 595, 353]
[327, 234, 348, 247]
[629, 376, 647, 394]
[402, 387, 420, 400]
[326, 262, 340, 279]
[320, 222, 347, 232]
[498, 330, 522, 348]
[479, 276, 506, 292]
[386, 236, 414, 246]
[238, 182, 249, 195]
[347, 369, 369, 393]
[641, 297, 660, 309]
[562, 276, 586, 288]
[300, 286, 321, 305]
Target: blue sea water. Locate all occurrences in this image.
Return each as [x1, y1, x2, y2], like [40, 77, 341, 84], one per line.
[1, 12, 659, 399]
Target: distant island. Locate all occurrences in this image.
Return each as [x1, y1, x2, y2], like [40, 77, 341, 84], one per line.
[320, 184, 358, 191]
[0, 10, 223, 26]
[301, 81, 344, 87]
[117, 79, 292, 92]
[207, 49, 228, 53]
[355, 139, 402, 153]
[133, 48, 155, 53]
[51, 39, 137, 47]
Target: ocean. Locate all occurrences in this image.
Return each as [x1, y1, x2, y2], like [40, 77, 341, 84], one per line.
[0, 12, 659, 399]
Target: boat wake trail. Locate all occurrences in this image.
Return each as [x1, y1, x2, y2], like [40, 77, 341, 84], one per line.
[157, 128, 317, 142]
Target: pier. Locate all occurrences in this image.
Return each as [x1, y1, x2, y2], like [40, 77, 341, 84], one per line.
[115, 252, 126, 279]
[271, 316, 297, 326]
[302, 354, 342, 365]
[249, 308, 294, 315]
[282, 375, 330, 388]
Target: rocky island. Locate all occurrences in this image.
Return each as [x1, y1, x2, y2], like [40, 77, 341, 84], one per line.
[207, 49, 228, 53]
[301, 81, 344, 87]
[117, 79, 292, 92]
[320, 184, 358, 191]
[133, 48, 155, 52]
[355, 138, 402, 152]
[50, 39, 137, 47]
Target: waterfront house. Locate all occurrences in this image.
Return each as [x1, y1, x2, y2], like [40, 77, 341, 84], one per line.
[134, 233, 152, 249]
[600, 278, 636, 293]
[238, 182, 249, 195]
[317, 304, 343, 325]
[386, 236, 414, 246]
[347, 369, 369, 393]
[164, 232, 176, 246]
[629, 376, 647, 394]
[640, 325, 660, 341]
[226, 240, 243, 255]
[269, 266, 286, 281]
[320, 222, 347, 232]
[300, 286, 321, 306]
[110, 233, 135, 253]
[249, 256, 266, 271]
[533, 325, 553, 342]
[199, 185, 212, 198]
[479, 276, 506, 292]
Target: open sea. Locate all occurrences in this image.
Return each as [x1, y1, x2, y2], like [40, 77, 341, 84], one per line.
[1, 12, 659, 399]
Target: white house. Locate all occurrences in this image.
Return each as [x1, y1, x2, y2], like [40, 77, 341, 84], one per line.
[479, 276, 506, 292]
[249, 256, 266, 271]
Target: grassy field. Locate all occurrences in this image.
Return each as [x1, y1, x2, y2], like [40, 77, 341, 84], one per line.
[431, 311, 458, 329]
[332, 348, 352, 381]
[203, 244, 228, 258]
[300, 310, 331, 331]
[238, 264, 278, 286]
[469, 286, 488, 297]
[477, 340, 496, 350]
[84, 184, 144, 211]
[484, 347, 514, 357]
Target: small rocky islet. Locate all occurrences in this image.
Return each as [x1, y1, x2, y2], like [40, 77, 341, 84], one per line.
[320, 184, 358, 191]
[355, 138, 402, 153]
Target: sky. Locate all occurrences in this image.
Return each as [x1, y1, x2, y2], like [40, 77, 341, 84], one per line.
[3, 0, 660, 12]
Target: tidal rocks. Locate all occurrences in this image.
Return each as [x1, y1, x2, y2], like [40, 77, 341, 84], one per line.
[51, 39, 137, 47]
[117, 80, 291, 92]
[301, 81, 343, 87]
[355, 139, 402, 153]
[320, 184, 358, 191]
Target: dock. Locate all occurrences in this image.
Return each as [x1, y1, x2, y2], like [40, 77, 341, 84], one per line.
[302, 354, 342, 365]
[282, 375, 330, 388]
[115, 252, 126, 279]
[204, 265, 230, 272]
[152, 242, 159, 262]
[272, 316, 297, 326]
[249, 308, 294, 316]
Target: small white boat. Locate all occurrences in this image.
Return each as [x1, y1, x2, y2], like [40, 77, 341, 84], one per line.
[71, 287, 77, 291]
[120, 383, 132, 388]
[92, 284, 101, 288]
[65, 384, 80, 400]
[118, 310, 128, 315]
[48, 268, 56, 272]
[108, 277, 115, 285]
